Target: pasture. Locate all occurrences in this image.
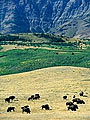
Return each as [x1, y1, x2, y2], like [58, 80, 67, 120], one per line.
[0, 66, 90, 120]
[0, 45, 90, 76]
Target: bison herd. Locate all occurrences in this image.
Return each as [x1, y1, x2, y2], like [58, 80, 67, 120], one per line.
[64, 91, 86, 111]
[2, 91, 87, 114]
[4, 93, 51, 114]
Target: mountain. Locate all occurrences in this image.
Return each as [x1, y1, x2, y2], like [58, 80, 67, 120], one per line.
[0, 0, 90, 38]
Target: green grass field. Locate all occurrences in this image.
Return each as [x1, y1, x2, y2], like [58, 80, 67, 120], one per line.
[0, 47, 90, 76]
[0, 33, 90, 75]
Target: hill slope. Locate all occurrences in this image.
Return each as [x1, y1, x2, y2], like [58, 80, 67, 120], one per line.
[0, 0, 90, 38]
[0, 66, 90, 120]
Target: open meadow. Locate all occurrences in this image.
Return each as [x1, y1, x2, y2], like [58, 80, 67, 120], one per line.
[0, 66, 90, 120]
[0, 34, 90, 120]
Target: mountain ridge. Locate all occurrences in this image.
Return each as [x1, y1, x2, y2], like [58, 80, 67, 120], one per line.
[0, 0, 90, 38]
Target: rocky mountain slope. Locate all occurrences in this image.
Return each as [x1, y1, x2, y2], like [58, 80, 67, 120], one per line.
[0, 0, 90, 38]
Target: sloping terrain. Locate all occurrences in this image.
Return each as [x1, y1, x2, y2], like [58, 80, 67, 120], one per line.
[0, 0, 90, 37]
[0, 66, 90, 120]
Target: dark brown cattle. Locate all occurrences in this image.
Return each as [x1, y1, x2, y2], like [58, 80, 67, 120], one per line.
[28, 95, 34, 101]
[72, 52, 74, 55]
[79, 91, 84, 96]
[5, 98, 10, 103]
[73, 95, 75, 98]
[68, 104, 78, 111]
[21, 107, 31, 114]
[41, 104, 50, 110]
[9, 96, 15, 101]
[77, 99, 85, 104]
[34, 94, 40, 100]
[7, 107, 15, 112]
[63, 96, 67, 100]
[21, 105, 31, 114]
[72, 98, 85, 104]
[66, 101, 74, 106]
[72, 98, 81, 103]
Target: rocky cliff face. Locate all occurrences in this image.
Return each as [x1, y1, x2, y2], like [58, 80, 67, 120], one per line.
[0, 0, 90, 38]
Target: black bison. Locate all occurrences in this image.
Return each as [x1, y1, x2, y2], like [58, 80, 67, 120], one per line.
[79, 91, 84, 96]
[7, 107, 15, 112]
[9, 96, 15, 101]
[5, 98, 10, 103]
[34, 94, 40, 100]
[63, 95, 67, 100]
[5, 96, 15, 103]
[73, 95, 75, 98]
[21, 105, 31, 114]
[68, 104, 78, 111]
[28, 95, 34, 101]
[28, 94, 40, 100]
[41, 104, 50, 110]
[66, 101, 74, 106]
[72, 98, 85, 104]
[77, 99, 85, 104]
[72, 52, 74, 55]
[72, 98, 81, 103]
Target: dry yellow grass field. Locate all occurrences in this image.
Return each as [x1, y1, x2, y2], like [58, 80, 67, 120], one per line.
[0, 45, 58, 52]
[0, 66, 90, 120]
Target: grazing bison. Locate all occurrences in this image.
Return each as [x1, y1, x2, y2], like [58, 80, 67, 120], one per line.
[72, 98, 85, 104]
[63, 96, 67, 100]
[41, 104, 50, 110]
[28, 94, 40, 100]
[24, 105, 29, 108]
[21, 105, 31, 114]
[66, 101, 74, 106]
[5, 98, 10, 103]
[34, 94, 40, 100]
[77, 99, 85, 104]
[7, 107, 15, 112]
[28, 95, 34, 101]
[72, 98, 81, 103]
[79, 91, 84, 96]
[72, 52, 74, 55]
[9, 96, 15, 101]
[73, 95, 75, 98]
[68, 104, 78, 111]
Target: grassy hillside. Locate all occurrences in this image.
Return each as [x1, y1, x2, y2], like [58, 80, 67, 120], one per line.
[0, 66, 90, 120]
[0, 48, 90, 76]
[0, 33, 90, 75]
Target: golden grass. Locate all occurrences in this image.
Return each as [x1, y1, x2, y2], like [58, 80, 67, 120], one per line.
[0, 66, 90, 120]
[0, 45, 58, 52]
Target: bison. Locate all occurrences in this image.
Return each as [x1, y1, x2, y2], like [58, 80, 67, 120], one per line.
[9, 96, 15, 101]
[34, 94, 40, 100]
[28, 94, 40, 100]
[66, 101, 74, 106]
[28, 95, 34, 101]
[72, 98, 81, 103]
[7, 107, 15, 112]
[79, 91, 84, 96]
[63, 95, 67, 100]
[21, 105, 31, 114]
[68, 104, 78, 111]
[5, 98, 10, 103]
[72, 98, 85, 104]
[41, 104, 50, 110]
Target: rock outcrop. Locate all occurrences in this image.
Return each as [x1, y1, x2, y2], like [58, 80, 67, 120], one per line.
[0, 0, 90, 38]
